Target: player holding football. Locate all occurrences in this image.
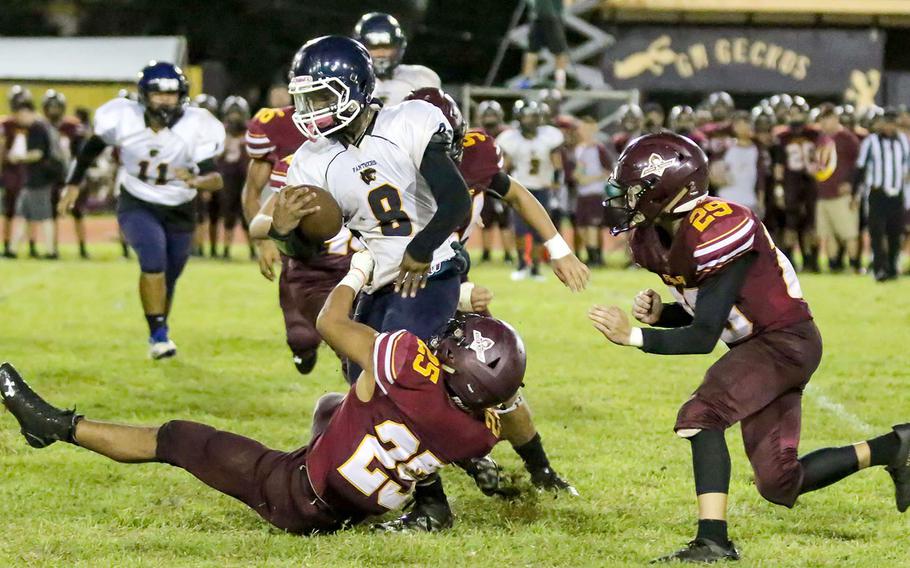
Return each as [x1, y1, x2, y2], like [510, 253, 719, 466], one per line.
[590, 133, 910, 563]
[353, 12, 441, 105]
[0, 251, 526, 535]
[405, 87, 587, 494]
[59, 62, 225, 360]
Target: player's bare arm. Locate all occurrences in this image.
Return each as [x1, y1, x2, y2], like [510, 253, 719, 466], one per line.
[173, 161, 222, 192]
[242, 158, 273, 223]
[501, 174, 589, 291]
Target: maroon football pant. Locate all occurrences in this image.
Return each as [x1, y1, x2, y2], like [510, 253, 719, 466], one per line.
[155, 414, 343, 534]
[278, 253, 350, 356]
[675, 320, 823, 507]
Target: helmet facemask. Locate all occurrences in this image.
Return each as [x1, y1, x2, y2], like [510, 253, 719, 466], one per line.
[289, 75, 363, 140]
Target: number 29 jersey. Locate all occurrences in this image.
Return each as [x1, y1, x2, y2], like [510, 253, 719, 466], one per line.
[286, 100, 459, 291]
[93, 97, 226, 206]
[306, 331, 500, 521]
[629, 198, 813, 345]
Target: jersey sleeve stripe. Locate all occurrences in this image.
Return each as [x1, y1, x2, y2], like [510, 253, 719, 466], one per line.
[696, 236, 755, 273]
[246, 132, 269, 140]
[693, 219, 755, 259]
[694, 218, 749, 249]
[389, 332, 405, 381]
[383, 330, 406, 384]
[372, 332, 390, 395]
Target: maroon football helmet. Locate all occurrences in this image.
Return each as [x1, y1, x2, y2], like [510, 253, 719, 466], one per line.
[603, 132, 709, 235]
[429, 314, 526, 411]
[405, 87, 466, 162]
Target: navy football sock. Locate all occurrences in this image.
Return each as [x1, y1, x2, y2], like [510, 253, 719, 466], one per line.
[697, 519, 728, 545]
[690, 430, 731, 495]
[515, 433, 550, 471]
[868, 431, 901, 467]
[146, 314, 168, 341]
[414, 474, 448, 504]
[798, 446, 858, 493]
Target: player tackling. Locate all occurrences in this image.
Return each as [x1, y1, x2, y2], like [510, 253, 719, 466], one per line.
[589, 133, 910, 563]
[0, 250, 526, 535]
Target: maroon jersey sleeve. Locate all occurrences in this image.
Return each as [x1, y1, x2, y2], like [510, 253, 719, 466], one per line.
[245, 106, 302, 163]
[269, 154, 291, 190]
[459, 129, 503, 192]
[685, 200, 759, 283]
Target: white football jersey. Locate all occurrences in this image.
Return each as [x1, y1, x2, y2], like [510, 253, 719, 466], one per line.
[496, 125, 564, 189]
[93, 98, 225, 206]
[374, 64, 442, 106]
[286, 100, 458, 292]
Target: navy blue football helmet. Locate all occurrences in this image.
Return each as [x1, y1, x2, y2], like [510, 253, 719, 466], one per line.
[192, 93, 218, 116]
[353, 12, 407, 79]
[137, 61, 189, 126]
[288, 35, 376, 140]
[221, 95, 250, 119]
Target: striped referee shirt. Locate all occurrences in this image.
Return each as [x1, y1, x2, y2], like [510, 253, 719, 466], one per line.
[856, 132, 910, 196]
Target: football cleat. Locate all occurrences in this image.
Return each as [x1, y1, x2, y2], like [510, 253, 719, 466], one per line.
[371, 496, 454, 533]
[653, 539, 740, 563]
[148, 339, 177, 360]
[529, 465, 579, 496]
[0, 363, 81, 448]
[886, 423, 910, 513]
[458, 455, 505, 497]
[510, 268, 530, 281]
[293, 349, 318, 375]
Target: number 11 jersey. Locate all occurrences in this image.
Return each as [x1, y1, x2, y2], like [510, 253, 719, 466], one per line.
[286, 100, 459, 291]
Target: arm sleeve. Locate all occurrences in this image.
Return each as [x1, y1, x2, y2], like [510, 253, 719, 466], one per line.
[196, 157, 217, 175]
[488, 170, 511, 199]
[641, 253, 755, 355]
[408, 142, 472, 262]
[654, 302, 694, 328]
[65, 134, 108, 185]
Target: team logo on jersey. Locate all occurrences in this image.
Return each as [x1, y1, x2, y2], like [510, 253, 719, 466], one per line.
[360, 167, 377, 184]
[641, 153, 677, 178]
[469, 331, 495, 363]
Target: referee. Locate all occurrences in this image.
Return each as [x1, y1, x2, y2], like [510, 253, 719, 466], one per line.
[856, 108, 910, 281]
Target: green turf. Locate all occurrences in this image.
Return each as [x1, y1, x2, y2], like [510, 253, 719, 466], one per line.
[1, 245, 909, 567]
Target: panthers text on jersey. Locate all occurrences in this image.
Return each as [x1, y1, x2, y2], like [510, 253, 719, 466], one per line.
[244, 106, 304, 165]
[93, 98, 225, 206]
[457, 128, 505, 242]
[285, 100, 459, 291]
[374, 64, 441, 106]
[496, 125, 564, 190]
[630, 198, 812, 345]
[306, 330, 500, 522]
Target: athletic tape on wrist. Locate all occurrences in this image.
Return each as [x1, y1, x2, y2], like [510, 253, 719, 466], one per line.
[544, 235, 572, 260]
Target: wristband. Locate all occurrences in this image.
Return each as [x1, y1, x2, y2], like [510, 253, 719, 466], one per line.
[339, 267, 369, 294]
[629, 327, 643, 348]
[543, 234, 572, 260]
[268, 224, 291, 241]
[458, 282, 476, 312]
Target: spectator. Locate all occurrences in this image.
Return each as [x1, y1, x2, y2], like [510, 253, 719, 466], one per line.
[520, 0, 571, 89]
[855, 108, 909, 281]
[572, 116, 612, 266]
[814, 104, 861, 273]
[710, 111, 763, 213]
[8, 90, 61, 259]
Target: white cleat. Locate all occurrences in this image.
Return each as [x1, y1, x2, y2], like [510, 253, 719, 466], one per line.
[148, 339, 177, 360]
[510, 268, 530, 281]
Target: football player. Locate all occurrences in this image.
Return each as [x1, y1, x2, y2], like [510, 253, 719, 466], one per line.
[59, 62, 225, 359]
[407, 87, 587, 494]
[215, 96, 254, 260]
[475, 100, 515, 263]
[0, 250, 527, 535]
[353, 12, 441, 105]
[590, 133, 910, 563]
[251, 36, 481, 530]
[612, 103, 643, 154]
[2, 86, 32, 258]
[496, 100, 565, 281]
[668, 105, 707, 147]
[772, 96, 821, 271]
[41, 89, 87, 259]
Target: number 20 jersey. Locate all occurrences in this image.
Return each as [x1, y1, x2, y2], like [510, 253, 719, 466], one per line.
[286, 100, 459, 291]
[306, 330, 500, 521]
[93, 97, 226, 206]
[629, 198, 813, 345]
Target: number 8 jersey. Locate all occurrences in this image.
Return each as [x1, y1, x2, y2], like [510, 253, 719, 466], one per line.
[306, 330, 500, 520]
[629, 198, 813, 345]
[286, 100, 460, 291]
[93, 97, 226, 206]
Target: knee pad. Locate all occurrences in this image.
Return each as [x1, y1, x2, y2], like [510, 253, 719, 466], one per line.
[311, 393, 344, 438]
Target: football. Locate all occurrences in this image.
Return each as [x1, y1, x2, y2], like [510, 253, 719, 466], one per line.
[297, 185, 343, 242]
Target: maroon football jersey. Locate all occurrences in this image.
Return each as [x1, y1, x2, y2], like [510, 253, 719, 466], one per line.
[245, 106, 304, 165]
[698, 121, 734, 159]
[457, 128, 505, 242]
[774, 126, 821, 189]
[218, 131, 248, 179]
[1, 117, 27, 191]
[306, 331, 500, 520]
[630, 198, 812, 345]
[612, 131, 640, 154]
[815, 129, 859, 199]
[50, 116, 85, 160]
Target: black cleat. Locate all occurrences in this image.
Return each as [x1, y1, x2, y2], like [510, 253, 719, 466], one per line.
[653, 539, 740, 563]
[293, 350, 318, 375]
[529, 465, 579, 496]
[371, 496, 454, 533]
[886, 423, 910, 513]
[0, 363, 80, 448]
[458, 455, 509, 497]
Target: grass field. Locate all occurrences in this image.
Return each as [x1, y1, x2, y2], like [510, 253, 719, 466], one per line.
[1, 244, 910, 567]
